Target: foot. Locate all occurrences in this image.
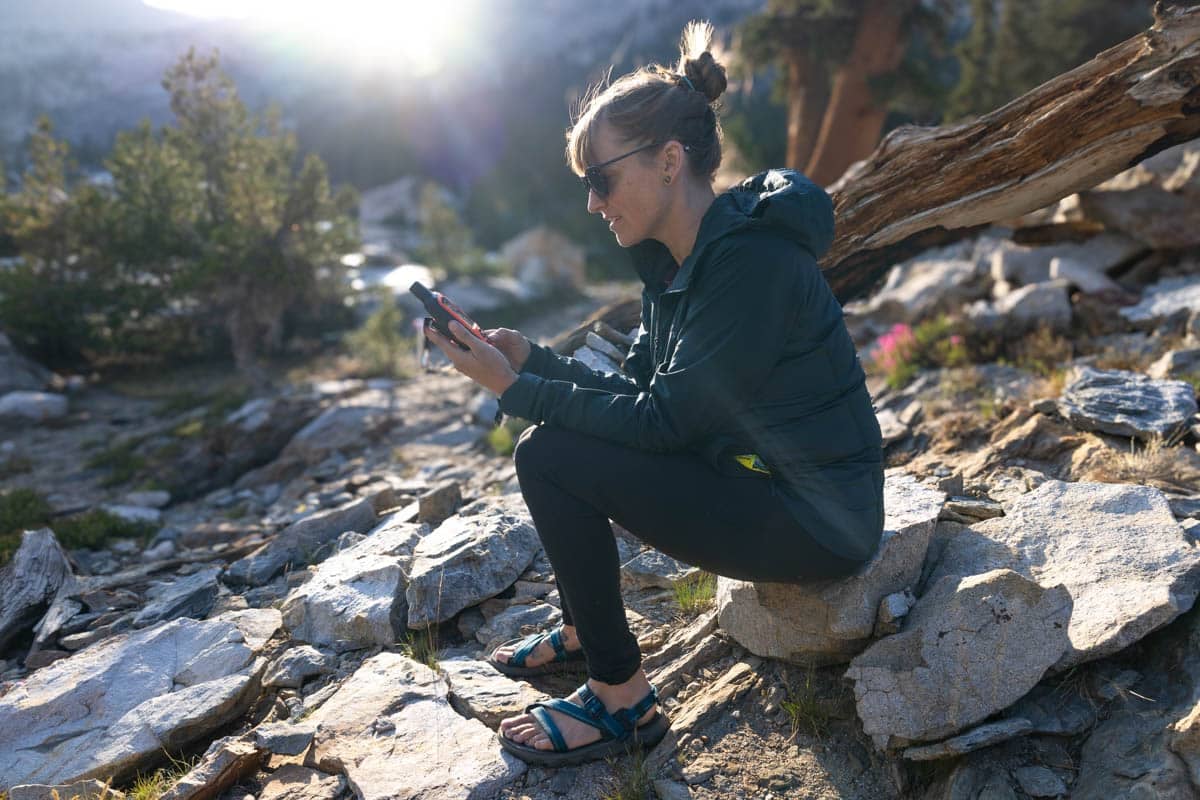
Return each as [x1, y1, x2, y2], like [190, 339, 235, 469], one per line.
[499, 670, 657, 752]
[492, 624, 581, 669]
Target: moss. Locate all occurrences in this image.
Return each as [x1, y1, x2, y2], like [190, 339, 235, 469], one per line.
[86, 441, 147, 488]
[0, 488, 55, 565]
[51, 509, 159, 551]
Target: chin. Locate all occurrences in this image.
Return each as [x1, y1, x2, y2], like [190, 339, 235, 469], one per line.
[614, 231, 647, 248]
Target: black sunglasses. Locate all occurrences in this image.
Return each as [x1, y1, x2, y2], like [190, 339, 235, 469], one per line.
[580, 141, 665, 198]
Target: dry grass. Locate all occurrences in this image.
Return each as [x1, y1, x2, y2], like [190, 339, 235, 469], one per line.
[1087, 431, 1200, 494]
[1011, 325, 1074, 378]
[673, 571, 718, 616]
[600, 749, 653, 800]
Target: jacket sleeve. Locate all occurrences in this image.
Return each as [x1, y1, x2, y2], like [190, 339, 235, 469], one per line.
[518, 329, 646, 396]
[498, 235, 801, 451]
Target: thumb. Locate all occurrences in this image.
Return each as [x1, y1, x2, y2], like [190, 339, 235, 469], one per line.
[450, 320, 481, 350]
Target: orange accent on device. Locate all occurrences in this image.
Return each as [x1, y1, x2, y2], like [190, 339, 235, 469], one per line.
[410, 281, 487, 350]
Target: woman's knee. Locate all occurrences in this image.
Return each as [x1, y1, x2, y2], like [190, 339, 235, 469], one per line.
[512, 424, 571, 477]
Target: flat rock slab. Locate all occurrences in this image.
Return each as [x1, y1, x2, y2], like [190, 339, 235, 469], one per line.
[1120, 275, 1200, 324]
[132, 566, 221, 627]
[0, 391, 68, 424]
[1056, 367, 1197, 441]
[441, 657, 547, 729]
[226, 497, 378, 587]
[620, 549, 698, 590]
[716, 471, 943, 664]
[903, 718, 1035, 761]
[0, 609, 280, 786]
[846, 569, 1071, 750]
[308, 652, 525, 800]
[158, 736, 263, 800]
[258, 765, 346, 800]
[928, 480, 1200, 669]
[281, 513, 422, 650]
[406, 497, 541, 629]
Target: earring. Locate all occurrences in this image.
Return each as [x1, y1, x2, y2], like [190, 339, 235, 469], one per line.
[663, 176, 671, 185]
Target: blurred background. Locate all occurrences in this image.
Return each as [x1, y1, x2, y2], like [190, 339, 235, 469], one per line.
[0, 0, 1154, 380]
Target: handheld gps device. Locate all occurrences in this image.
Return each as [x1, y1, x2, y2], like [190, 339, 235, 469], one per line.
[409, 281, 488, 351]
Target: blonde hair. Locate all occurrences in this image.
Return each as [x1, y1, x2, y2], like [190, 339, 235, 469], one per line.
[566, 20, 728, 181]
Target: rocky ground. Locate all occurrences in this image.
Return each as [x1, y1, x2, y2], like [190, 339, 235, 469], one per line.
[3, 144, 1200, 800]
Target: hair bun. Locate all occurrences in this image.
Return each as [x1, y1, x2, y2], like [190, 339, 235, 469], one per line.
[683, 52, 727, 103]
[677, 20, 727, 103]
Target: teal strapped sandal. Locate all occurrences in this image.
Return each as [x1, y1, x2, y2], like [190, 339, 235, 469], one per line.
[487, 626, 587, 678]
[498, 682, 669, 767]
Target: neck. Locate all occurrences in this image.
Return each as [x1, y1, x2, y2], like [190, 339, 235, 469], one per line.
[659, 181, 716, 266]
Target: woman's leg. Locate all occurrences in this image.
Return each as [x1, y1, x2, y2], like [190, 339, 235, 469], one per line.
[499, 425, 859, 752]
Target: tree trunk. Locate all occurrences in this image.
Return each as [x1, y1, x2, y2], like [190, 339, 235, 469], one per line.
[805, 0, 916, 186]
[823, 1, 1200, 303]
[785, 49, 829, 171]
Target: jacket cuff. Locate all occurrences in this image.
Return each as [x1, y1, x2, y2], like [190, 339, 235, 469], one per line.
[499, 371, 542, 419]
[520, 341, 554, 376]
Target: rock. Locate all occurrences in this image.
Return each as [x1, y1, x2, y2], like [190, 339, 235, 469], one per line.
[716, 471, 943, 664]
[585, 331, 627, 363]
[99, 504, 162, 526]
[966, 280, 1072, 335]
[847, 258, 985, 324]
[570, 345, 622, 374]
[406, 497, 541, 629]
[876, 408, 909, 446]
[0, 609, 280, 785]
[1171, 496, 1200, 520]
[257, 765, 345, 800]
[1149, 348, 1200, 381]
[252, 721, 316, 756]
[940, 497, 1004, 524]
[306, 652, 526, 799]
[1073, 698, 1196, 799]
[157, 736, 263, 800]
[441, 657, 547, 728]
[620, 549, 698, 589]
[873, 590, 915, 637]
[990, 234, 1142, 289]
[132, 566, 221, 627]
[1056, 366, 1197, 441]
[280, 513, 421, 650]
[498, 226, 586, 294]
[1121, 275, 1200, 326]
[1170, 699, 1200, 788]
[1009, 766, 1067, 798]
[9, 780, 124, 800]
[902, 718, 1035, 761]
[122, 490, 171, 509]
[474, 602, 562, 653]
[0, 331, 52, 396]
[846, 569, 1072, 750]
[652, 779, 694, 800]
[418, 480, 462, 526]
[1078, 142, 1200, 249]
[275, 392, 397, 467]
[263, 645, 336, 689]
[1006, 682, 1097, 736]
[931, 480, 1200, 669]
[225, 497, 377, 587]
[0, 529, 74, 652]
[1050, 255, 1123, 294]
[0, 391, 68, 425]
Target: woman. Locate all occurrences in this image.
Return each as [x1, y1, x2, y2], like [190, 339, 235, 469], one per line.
[423, 21, 884, 767]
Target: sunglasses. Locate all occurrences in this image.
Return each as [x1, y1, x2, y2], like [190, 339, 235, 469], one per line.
[580, 140, 664, 198]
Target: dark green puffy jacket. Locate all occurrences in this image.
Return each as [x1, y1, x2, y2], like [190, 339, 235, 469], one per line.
[498, 169, 884, 562]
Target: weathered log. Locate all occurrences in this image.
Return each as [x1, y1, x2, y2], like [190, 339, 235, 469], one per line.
[0, 529, 74, 653]
[824, 1, 1200, 303]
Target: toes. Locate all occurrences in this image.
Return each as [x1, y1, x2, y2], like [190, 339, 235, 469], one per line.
[533, 733, 552, 750]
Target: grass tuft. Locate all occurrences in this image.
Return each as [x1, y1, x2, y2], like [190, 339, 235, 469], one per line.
[1087, 431, 1199, 494]
[0, 488, 55, 565]
[673, 571, 717, 616]
[781, 666, 833, 740]
[400, 627, 440, 671]
[85, 440, 147, 488]
[123, 751, 197, 800]
[52, 509, 160, 551]
[600, 748, 653, 800]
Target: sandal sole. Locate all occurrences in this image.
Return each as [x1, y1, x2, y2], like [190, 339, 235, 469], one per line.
[487, 635, 587, 678]
[498, 712, 671, 767]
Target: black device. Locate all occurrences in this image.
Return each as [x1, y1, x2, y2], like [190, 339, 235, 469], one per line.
[410, 281, 488, 351]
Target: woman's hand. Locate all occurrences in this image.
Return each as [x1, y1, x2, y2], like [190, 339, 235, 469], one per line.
[425, 320, 519, 396]
[483, 328, 532, 372]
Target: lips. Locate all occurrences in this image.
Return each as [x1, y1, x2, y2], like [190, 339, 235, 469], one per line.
[607, 217, 620, 230]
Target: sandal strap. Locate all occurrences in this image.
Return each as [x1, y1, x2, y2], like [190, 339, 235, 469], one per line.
[547, 627, 568, 660]
[509, 630, 551, 668]
[612, 684, 660, 731]
[527, 705, 568, 752]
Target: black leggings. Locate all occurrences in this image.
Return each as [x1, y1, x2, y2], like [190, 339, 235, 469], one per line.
[512, 425, 863, 684]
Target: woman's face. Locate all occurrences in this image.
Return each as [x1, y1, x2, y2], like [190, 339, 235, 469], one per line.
[584, 122, 667, 248]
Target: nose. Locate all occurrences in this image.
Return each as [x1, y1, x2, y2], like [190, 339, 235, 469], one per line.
[586, 188, 604, 215]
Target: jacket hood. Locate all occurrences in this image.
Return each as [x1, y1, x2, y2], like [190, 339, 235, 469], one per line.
[630, 168, 835, 292]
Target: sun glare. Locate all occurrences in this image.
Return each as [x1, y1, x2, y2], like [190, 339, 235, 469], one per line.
[145, 0, 476, 74]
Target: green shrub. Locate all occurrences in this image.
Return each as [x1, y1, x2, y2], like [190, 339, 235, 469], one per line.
[52, 509, 158, 551]
[867, 316, 969, 390]
[486, 416, 531, 458]
[85, 441, 146, 487]
[673, 571, 718, 616]
[345, 292, 415, 378]
[0, 488, 55, 565]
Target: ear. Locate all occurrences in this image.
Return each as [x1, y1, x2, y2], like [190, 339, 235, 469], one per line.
[662, 140, 686, 181]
